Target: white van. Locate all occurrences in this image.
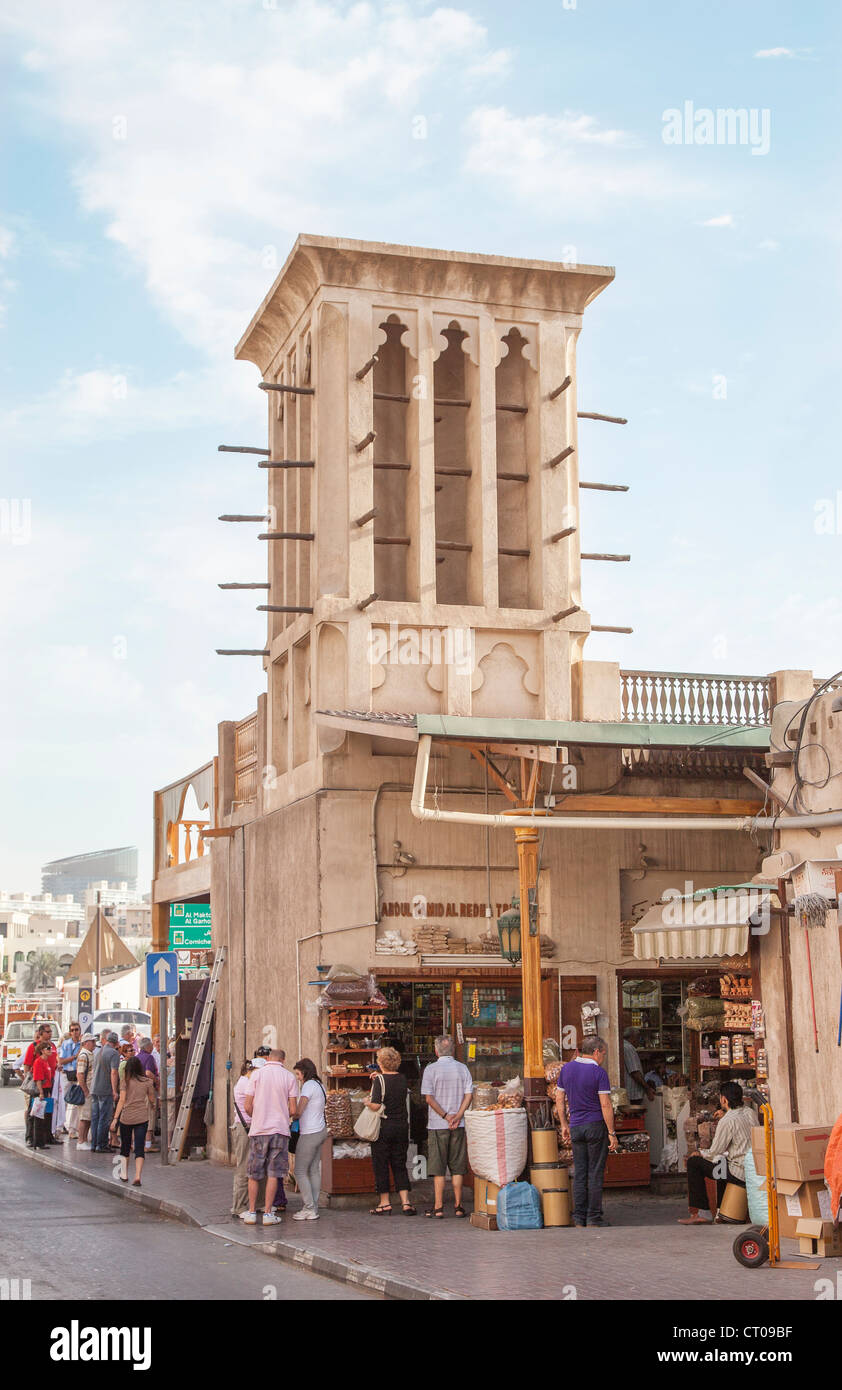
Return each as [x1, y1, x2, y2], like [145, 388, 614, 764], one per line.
[0, 1019, 64, 1085]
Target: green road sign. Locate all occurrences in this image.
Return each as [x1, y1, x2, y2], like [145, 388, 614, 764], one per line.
[169, 902, 211, 948]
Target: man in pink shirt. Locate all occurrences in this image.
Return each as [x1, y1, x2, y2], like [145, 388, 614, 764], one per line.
[240, 1048, 298, 1225]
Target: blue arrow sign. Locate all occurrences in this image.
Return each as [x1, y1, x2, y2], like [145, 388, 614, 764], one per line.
[145, 951, 180, 998]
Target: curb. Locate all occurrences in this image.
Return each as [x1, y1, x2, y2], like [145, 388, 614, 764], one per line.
[0, 1132, 460, 1301]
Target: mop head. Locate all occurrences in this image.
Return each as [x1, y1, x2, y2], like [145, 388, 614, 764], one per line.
[791, 891, 833, 927]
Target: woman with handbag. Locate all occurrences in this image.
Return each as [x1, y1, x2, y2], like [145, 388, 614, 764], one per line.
[109, 1055, 155, 1185]
[291, 1058, 327, 1221]
[362, 1047, 415, 1215]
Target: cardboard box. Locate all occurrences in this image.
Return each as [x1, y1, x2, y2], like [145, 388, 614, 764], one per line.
[751, 1123, 831, 1181]
[469, 1210, 498, 1231]
[796, 1218, 842, 1258]
[761, 1176, 834, 1239]
[473, 1177, 500, 1214]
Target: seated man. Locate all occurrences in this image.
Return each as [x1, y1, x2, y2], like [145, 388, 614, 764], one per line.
[678, 1081, 759, 1225]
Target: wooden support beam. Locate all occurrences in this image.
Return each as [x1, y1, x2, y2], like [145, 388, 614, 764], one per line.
[218, 445, 270, 455]
[258, 531, 315, 541]
[742, 766, 820, 837]
[356, 592, 379, 611]
[355, 354, 379, 381]
[578, 412, 627, 425]
[218, 582, 270, 590]
[259, 382, 315, 396]
[373, 391, 410, 404]
[497, 472, 528, 482]
[552, 794, 763, 815]
[436, 540, 472, 552]
[355, 431, 376, 453]
[218, 514, 266, 522]
[435, 467, 472, 478]
[499, 547, 530, 557]
[466, 745, 519, 804]
[200, 827, 238, 839]
[374, 536, 411, 546]
[257, 605, 314, 614]
[551, 605, 581, 622]
[355, 507, 378, 528]
[548, 445, 575, 468]
[216, 649, 270, 656]
[497, 403, 528, 414]
[435, 398, 471, 408]
[764, 750, 794, 768]
[592, 625, 633, 634]
[373, 461, 411, 471]
[581, 553, 630, 562]
[258, 459, 315, 469]
[579, 481, 629, 492]
[550, 526, 577, 542]
[549, 376, 572, 400]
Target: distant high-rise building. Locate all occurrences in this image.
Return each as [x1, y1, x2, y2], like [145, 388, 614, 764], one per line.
[41, 846, 138, 901]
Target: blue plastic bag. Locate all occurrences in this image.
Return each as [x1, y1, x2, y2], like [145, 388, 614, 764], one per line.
[496, 1181, 543, 1230]
[743, 1150, 768, 1226]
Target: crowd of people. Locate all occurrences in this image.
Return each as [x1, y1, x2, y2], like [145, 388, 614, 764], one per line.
[20, 1020, 167, 1185]
[21, 1023, 759, 1225]
[230, 1036, 473, 1222]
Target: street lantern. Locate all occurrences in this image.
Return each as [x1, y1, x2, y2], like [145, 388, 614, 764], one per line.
[497, 895, 522, 964]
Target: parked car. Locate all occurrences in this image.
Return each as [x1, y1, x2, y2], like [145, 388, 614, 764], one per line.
[0, 1019, 64, 1085]
[89, 1009, 152, 1039]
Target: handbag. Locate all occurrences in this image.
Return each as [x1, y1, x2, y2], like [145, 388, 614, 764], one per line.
[66, 1083, 85, 1107]
[30, 1098, 46, 1119]
[288, 1118, 300, 1155]
[21, 1074, 38, 1097]
[353, 1074, 386, 1142]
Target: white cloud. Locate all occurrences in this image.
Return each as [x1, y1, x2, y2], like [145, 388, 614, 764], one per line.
[754, 47, 809, 59]
[0, 1, 504, 354]
[462, 105, 691, 214]
[701, 213, 735, 228]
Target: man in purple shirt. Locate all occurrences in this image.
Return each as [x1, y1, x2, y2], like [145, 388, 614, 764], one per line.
[556, 1035, 619, 1227]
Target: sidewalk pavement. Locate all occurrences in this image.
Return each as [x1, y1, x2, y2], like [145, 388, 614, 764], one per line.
[2, 1121, 837, 1301]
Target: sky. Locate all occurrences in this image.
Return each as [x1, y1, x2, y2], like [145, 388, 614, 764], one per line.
[1, 0, 840, 892]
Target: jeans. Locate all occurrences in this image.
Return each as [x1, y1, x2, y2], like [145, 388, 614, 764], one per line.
[686, 1154, 744, 1213]
[90, 1094, 115, 1151]
[294, 1129, 326, 1213]
[570, 1120, 609, 1224]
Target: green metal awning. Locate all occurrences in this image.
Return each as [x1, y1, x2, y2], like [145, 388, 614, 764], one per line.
[415, 714, 770, 750]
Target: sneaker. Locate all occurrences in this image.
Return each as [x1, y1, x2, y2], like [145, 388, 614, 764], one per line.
[262, 1213, 282, 1225]
[76, 1142, 92, 1151]
[239, 1211, 258, 1225]
[292, 1209, 312, 1221]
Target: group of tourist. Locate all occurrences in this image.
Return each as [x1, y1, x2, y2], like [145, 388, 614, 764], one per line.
[20, 1020, 163, 1185]
[230, 1035, 473, 1222]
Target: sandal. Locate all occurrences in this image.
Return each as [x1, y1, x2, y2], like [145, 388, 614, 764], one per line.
[453, 1205, 466, 1218]
[426, 1207, 445, 1219]
[369, 1205, 393, 1215]
[402, 1204, 417, 1215]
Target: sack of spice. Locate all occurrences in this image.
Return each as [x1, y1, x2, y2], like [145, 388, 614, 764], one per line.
[544, 1061, 562, 1085]
[324, 1090, 354, 1138]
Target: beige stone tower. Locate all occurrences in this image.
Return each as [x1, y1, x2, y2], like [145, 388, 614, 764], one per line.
[232, 235, 615, 805]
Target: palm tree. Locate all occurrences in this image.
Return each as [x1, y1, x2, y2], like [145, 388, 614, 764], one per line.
[22, 950, 62, 992]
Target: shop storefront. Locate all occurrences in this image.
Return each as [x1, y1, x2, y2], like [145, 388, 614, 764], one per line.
[320, 966, 560, 1197]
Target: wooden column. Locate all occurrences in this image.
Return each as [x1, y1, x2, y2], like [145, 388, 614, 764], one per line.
[515, 824, 549, 1128]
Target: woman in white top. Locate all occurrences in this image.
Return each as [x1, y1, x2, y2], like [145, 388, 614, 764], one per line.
[292, 1058, 327, 1221]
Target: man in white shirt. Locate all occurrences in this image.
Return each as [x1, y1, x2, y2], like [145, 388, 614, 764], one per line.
[421, 1037, 473, 1219]
[623, 1027, 656, 1103]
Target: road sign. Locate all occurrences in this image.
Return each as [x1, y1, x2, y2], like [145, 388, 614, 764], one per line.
[169, 902, 211, 949]
[145, 952, 180, 998]
[78, 984, 93, 1035]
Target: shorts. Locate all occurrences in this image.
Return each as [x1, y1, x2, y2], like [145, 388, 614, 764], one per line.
[426, 1127, 468, 1177]
[246, 1132, 289, 1181]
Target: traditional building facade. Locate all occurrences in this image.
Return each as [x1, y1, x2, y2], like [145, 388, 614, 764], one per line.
[151, 237, 835, 1171]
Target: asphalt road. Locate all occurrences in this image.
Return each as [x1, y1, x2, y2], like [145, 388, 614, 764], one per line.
[0, 1149, 372, 1301]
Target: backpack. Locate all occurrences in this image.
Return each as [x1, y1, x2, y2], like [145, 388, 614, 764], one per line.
[496, 1181, 543, 1231]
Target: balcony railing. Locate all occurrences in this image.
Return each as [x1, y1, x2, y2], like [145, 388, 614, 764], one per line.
[620, 671, 771, 727]
[154, 760, 216, 873]
[233, 712, 258, 805]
